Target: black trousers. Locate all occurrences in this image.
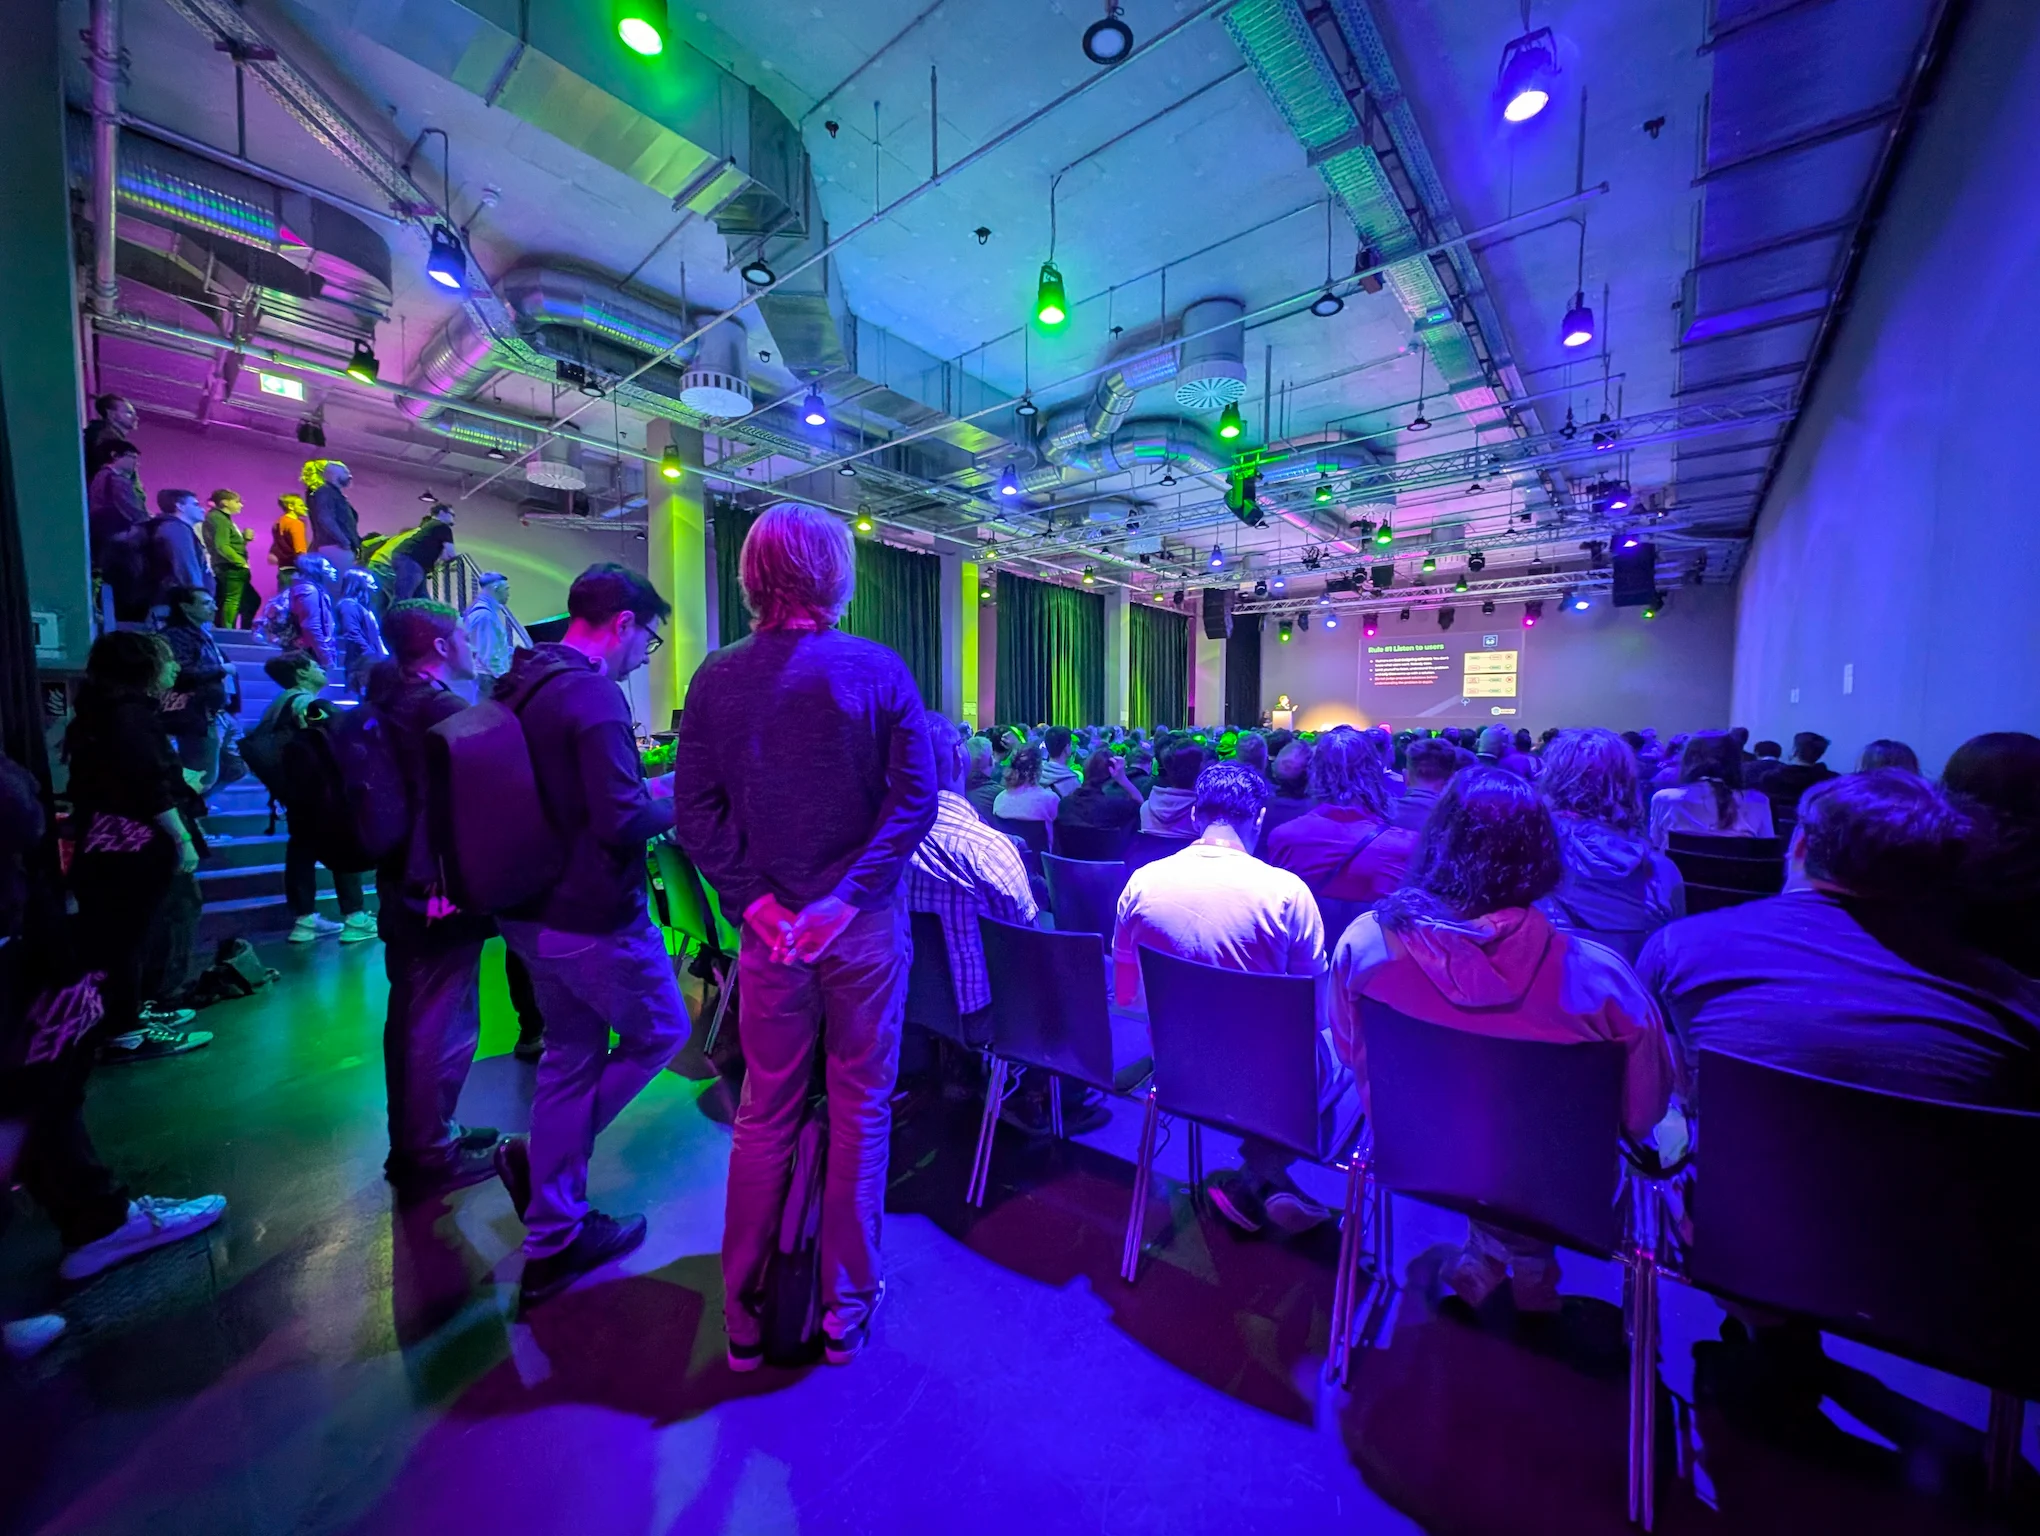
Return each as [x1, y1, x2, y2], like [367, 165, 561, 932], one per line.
[284, 829, 365, 918]
[70, 841, 178, 1036]
[504, 945, 545, 1040]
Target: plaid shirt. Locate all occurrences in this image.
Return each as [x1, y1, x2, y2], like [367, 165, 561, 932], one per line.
[906, 790, 1038, 1015]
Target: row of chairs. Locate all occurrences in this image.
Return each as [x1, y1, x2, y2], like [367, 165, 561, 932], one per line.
[1664, 831, 1786, 916]
[648, 842, 741, 1054]
[990, 815, 1193, 871]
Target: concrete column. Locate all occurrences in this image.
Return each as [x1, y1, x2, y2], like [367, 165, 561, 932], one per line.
[951, 556, 982, 727]
[1103, 585, 1131, 729]
[1193, 627, 1226, 728]
[1, 0, 93, 669]
[978, 582, 998, 725]
[644, 419, 706, 729]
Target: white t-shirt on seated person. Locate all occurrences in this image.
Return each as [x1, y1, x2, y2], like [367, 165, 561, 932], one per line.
[1648, 783, 1775, 847]
[1113, 840, 1326, 1008]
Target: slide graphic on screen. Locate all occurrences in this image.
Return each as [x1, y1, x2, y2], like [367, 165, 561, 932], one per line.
[1360, 630, 1527, 725]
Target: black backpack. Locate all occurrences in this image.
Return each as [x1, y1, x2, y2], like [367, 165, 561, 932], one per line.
[276, 703, 404, 874]
[240, 690, 314, 798]
[762, 1084, 829, 1366]
[100, 521, 162, 618]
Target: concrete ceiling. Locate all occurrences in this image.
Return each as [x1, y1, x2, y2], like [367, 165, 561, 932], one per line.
[68, 0, 1950, 605]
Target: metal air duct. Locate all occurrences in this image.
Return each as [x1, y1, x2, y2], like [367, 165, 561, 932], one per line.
[527, 439, 586, 491]
[1173, 298, 1248, 409]
[678, 320, 753, 418]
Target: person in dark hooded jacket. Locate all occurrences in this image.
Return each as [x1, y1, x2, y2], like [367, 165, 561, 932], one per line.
[1329, 767, 1674, 1314]
[1536, 728, 1685, 962]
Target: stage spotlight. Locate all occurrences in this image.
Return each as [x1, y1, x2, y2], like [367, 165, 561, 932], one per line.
[1523, 600, 1543, 628]
[1297, 612, 1310, 633]
[1314, 475, 1333, 505]
[1082, 2, 1134, 65]
[1208, 543, 1224, 569]
[1497, 26, 1557, 123]
[1561, 291, 1596, 349]
[484, 444, 506, 461]
[801, 388, 829, 427]
[613, 0, 666, 55]
[1481, 599, 1496, 615]
[1438, 608, 1456, 631]
[998, 464, 1020, 497]
[853, 512, 874, 534]
[1467, 549, 1487, 573]
[1371, 564, 1394, 589]
[1643, 591, 1666, 620]
[1270, 575, 1286, 592]
[1172, 588, 1186, 606]
[345, 339, 379, 384]
[1015, 395, 1039, 419]
[740, 257, 776, 286]
[1573, 593, 1592, 612]
[837, 462, 857, 477]
[1217, 401, 1245, 440]
[660, 445, 682, 481]
[1454, 574, 1470, 593]
[1407, 408, 1432, 433]
[425, 224, 467, 291]
[1374, 522, 1393, 548]
[979, 584, 992, 601]
[1082, 566, 1095, 584]
[1362, 612, 1379, 637]
[1253, 579, 1268, 597]
[1034, 261, 1068, 326]
[1397, 607, 1410, 622]
[1324, 613, 1339, 631]
[297, 417, 326, 448]
[1310, 288, 1345, 318]
[1279, 619, 1293, 644]
[1604, 484, 1635, 515]
[1421, 555, 1437, 574]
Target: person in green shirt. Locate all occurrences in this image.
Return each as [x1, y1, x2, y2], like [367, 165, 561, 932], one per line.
[202, 489, 258, 629]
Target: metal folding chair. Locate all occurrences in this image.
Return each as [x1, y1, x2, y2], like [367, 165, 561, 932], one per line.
[1041, 852, 1128, 949]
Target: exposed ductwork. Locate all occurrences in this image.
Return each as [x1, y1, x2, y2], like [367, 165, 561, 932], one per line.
[1173, 298, 1249, 409]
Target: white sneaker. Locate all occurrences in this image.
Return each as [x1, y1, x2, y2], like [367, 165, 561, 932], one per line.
[59, 1195, 228, 1282]
[339, 911, 379, 944]
[288, 915, 344, 943]
[2, 1313, 67, 1361]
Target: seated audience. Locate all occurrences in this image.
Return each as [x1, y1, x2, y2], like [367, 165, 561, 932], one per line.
[1941, 731, 2040, 978]
[1538, 728, 1684, 961]
[1858, 738, 1919, 773]
[963, 735, 1002, 823]
[1649, 730, 1775, 846]
[1123, 742, 1156, 797]
[1391, 737, 1458, 830]
[1114, 763, 1339, 1234]
[1037, 726, 1081, 799]
[1263, 740, 1315, 838]
[1474, 724, 1510, 767]
[993, 747, 1060, 824]
[1139, 745, 1205, 838]
[1329, 767, 1673, 1313]
[1637, 770, 2040, 1107]
[1267, 728, 1419, 918]
[1750, 738, 1782, 767]
[1056, 749, 1142, 837]
[1233, 732, 1270, 783]
[1750, 731, 1835, 824]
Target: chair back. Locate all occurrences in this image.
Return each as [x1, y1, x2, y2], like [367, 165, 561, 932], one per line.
[1315, 896, 1370, 951]
[992, 815, 1051, 855]
[1681, 882, 1756, 915]
[1138, 947, 1326, 1162]
[1685, 1050, 2040, 1393]
[1667, 832, 1785, 860]
[1041, 853, 1127, 943]
[980, 916, 1125, 1093]
[1362, 1000, 1628, 1257]
[1665, 845, 1783, 894]
[652, 842, 722, 956]
[1125, 830, 1191, 871]
[1053, 821, 1131, 862]
[905, 911, 977, 1045]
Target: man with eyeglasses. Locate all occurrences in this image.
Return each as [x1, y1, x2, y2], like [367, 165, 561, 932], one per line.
[489, 563, 689, 1308]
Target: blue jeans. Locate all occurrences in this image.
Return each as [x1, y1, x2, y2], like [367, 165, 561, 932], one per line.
[381, 935, 483, 1174]
[500, 912, 690, 1257]
[722, 902, 908, 1345]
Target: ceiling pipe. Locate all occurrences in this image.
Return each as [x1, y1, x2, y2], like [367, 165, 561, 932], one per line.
[85, 0, 122, 319]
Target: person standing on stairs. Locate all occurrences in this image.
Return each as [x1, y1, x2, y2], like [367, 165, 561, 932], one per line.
[303, 460, 362, 570]
[250, 651, 375, 945]
[203, 489, 258, 629]
[157, 586, 238, 795]
[368, 600, 503, 1198]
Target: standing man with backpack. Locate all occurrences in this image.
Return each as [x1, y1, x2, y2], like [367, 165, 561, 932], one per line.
[367, 601, 502, 1197]
[672, 504, 938, 1370]
[146, 490, 214, 618]
[484, 564, 687, 1307]
[304, 460, 362, 570]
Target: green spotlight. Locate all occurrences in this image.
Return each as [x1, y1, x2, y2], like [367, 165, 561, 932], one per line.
[1313, 475, 1333, 505]
[1034, 261, 1068, 327]
[853, 512, 874, 534]
[659, 444, 682, 481]
[1217, 401, 1244, 441]
[1374, 522, 1393, 548]
[1454, 573, 1469, 593]
[614, 0, 666, 55]
[1421, 555, 1437, 573]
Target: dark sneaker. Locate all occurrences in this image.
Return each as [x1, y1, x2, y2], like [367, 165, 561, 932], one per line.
[822, 1282, 885, 1367]
[518, 1211, 647, 1308]
[1000, 1083, 1111, 1138]
[99, 1023, 214, 1063]
[495, 1134, 532, 1220]
[455, 1124, 501, 1152]
[1204, 1168, 1268, 1234]
[138, 1003, 197, 1029]
[1263, 1187, 1334, 1235]
[391, 1140, 503, 1202]
[513, 1028, 545, 1063]
[726, 1336, 766, 1374]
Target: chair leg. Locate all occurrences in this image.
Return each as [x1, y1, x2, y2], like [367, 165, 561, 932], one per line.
[1048, 1074, 1064, 1140]
[1119, 1091, 1161, 1284]
[967, 1057, 1008, 1208]
[1627, 1249, 1660, 1530]
[701, 964, 736, 1056]
[1185, 1121, 1204, 1209]
[1985, 1389, 2024, 1495]
[1324, 1153, 1367, 1388]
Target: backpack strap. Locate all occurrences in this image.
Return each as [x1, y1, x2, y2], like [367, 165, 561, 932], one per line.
[1320, 818, 1393, 892]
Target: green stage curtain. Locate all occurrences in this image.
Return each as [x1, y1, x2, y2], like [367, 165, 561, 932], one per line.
[714, 502, 941, 704]
[1129, 602, 1188, 731]
[844, 538, 943, 706]
[996, 571, 1104, 726]
[1225, 615, 1262, 727]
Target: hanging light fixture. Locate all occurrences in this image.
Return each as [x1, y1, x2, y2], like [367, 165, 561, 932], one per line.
[997, 464, 1020, 497]
[483, 444, 505, 461]
[1374, 522, 1393, 548]
[344, 339, 379, 384]
[659, 444, 682, 481]
[1454, 573, 1470, 593]
[1422, 555, 1437, 574]
[1408, 341, 1432, 432]
[425, 223, 467, 291]
[739, 257, 776, 286]
[1081, 1, 1134, 64]
[1034, 261, 1068, 327]
[1279, 619, 1293, 644]
[853, 512, 874, 534]
[1314, 475, 1334, 505]
[1468, 549, 1487, 573]
[1081, 566, 1096, 584]
[613, 0, 667, 55]
[1560, 214, 1595, 348]
[1270, 574, 1286, 592]
[1015, 395, 1039, 419]
[837, 462, 857, 477]
[1362, 613, 1379, 637]
[1208, 543, 1225, 570]
[1523, 600, 1544, 628]
[1217, 401, 1244, 441]
[1324, 613, 1340, 631]
[801, 387, 829, 427]
[1496, 26, 1558, 124]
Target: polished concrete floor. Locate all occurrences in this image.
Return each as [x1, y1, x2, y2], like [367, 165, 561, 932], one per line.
[1, 936, 2033, 1535]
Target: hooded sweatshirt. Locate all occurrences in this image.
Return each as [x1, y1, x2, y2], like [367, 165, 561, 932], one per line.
[1539, 815, 1686, 962]
[1140, 785, 1199, 838]
[1329, 904, 1673, 1139]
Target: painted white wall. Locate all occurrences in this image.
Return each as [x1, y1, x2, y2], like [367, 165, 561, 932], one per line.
[1731, 0, 2040, 774]
[1260, 583, 1735, 734]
